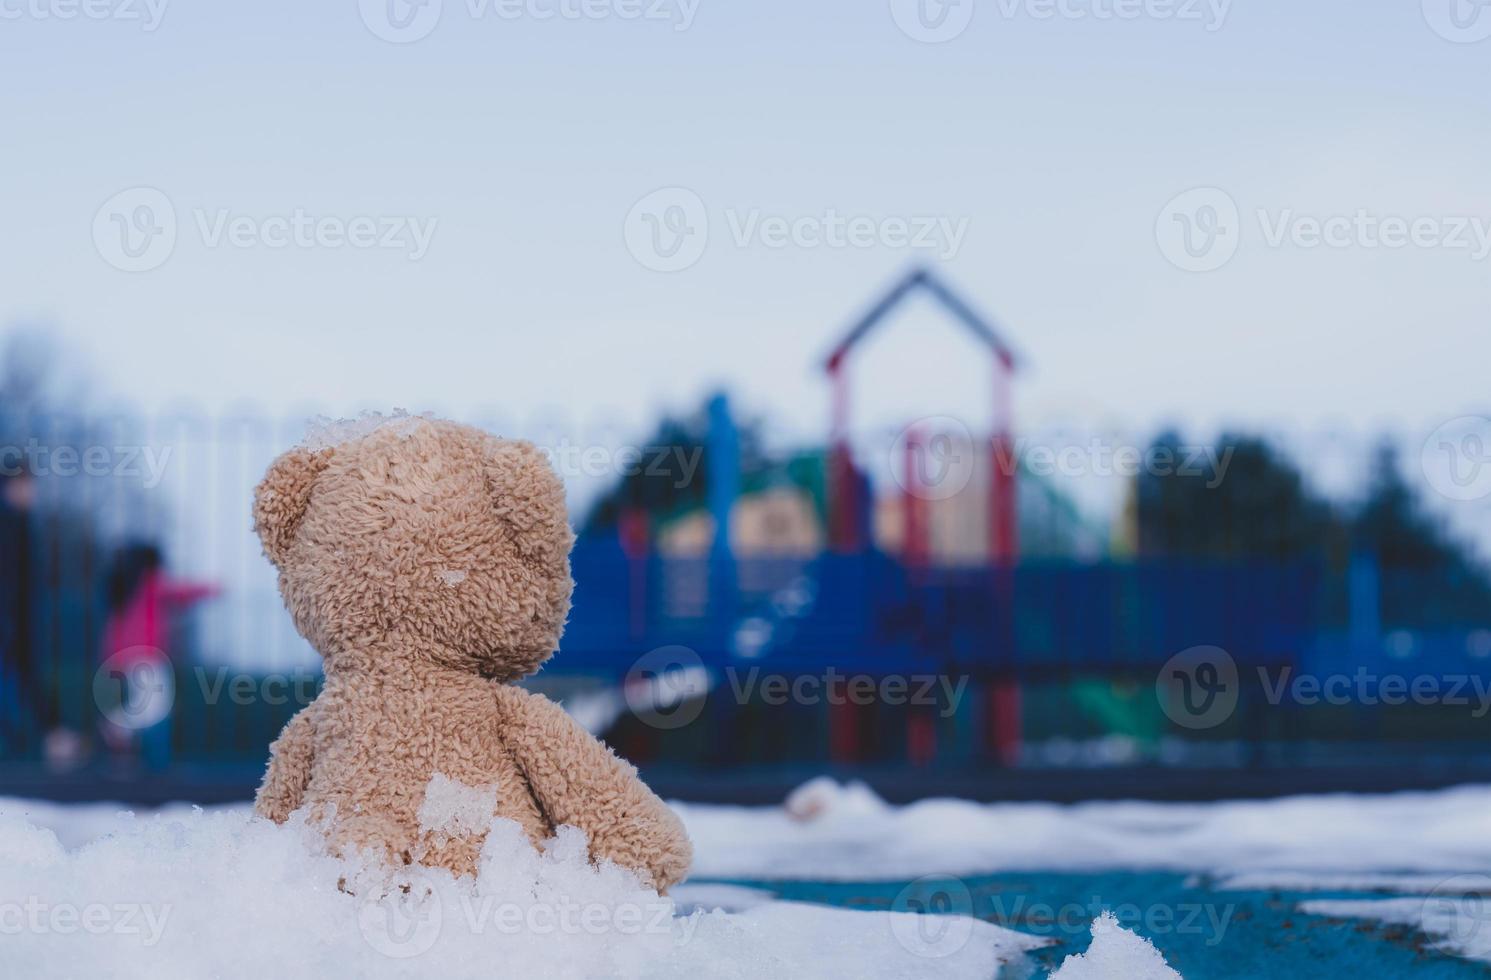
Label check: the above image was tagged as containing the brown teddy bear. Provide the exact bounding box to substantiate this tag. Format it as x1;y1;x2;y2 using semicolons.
250;415;692;891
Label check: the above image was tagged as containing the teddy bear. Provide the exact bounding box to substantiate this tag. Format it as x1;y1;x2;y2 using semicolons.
250;414;692;891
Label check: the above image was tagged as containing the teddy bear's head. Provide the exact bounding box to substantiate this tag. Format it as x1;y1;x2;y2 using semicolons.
252;415;573;681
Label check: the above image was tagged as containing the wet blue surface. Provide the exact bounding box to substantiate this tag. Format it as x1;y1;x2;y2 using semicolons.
718;872;1489;978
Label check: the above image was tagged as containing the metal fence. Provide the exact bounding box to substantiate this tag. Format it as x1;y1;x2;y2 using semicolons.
3;411;1491;777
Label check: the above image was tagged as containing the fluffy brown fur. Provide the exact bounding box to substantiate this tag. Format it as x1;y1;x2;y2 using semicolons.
251;417;691;891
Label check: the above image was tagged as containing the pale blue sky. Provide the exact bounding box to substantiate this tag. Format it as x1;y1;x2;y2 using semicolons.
2;0;1489;449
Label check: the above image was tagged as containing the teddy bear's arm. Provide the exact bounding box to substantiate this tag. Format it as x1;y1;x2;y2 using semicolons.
495;685;692;891
254;704;320;823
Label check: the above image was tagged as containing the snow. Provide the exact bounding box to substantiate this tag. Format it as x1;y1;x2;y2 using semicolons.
0;796;1043;980
1301;873;1491;966
0;796;207;850
298;409;434;451
677;778;1491;973
676;780;1491;881
1048;912;1183;980
417;772;499;836
12;779;1491;976
1300;894;1491;964
783;776;888;823
670;883;778;915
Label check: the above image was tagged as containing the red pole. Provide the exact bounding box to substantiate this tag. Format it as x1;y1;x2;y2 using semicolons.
990;349;1018;561
619;507;650;641
902;426;929;567
827;357;861;554
826;355;861;763
902;425;936;765
989;350;1021;766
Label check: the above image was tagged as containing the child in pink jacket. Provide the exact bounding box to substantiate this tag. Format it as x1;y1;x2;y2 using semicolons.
99;544;218;762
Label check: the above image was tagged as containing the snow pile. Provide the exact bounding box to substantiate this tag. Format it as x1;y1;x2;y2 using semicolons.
0;796;207;849
299;409;434;451
1048;912;1183;980
1301;873;1491;966
20;780;1491;974
783;777;888;823
0;798;1042;980
677;780;1491;881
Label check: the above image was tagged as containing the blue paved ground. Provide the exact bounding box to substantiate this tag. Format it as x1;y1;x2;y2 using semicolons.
720;872;1489;978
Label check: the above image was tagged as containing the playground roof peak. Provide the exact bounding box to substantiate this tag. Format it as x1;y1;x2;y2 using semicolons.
822;266;1020;374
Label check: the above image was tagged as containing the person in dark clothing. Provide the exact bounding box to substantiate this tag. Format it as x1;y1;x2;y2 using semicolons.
0;470;48;750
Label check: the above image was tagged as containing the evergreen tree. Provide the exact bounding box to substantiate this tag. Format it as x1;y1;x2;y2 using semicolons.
1137;431;1340;561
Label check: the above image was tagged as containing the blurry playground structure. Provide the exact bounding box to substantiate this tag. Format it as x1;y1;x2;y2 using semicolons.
3;267;1491;796
563;270;1312;771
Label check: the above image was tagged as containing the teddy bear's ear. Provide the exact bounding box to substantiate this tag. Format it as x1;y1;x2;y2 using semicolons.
253;446;333;568
485;439;574;562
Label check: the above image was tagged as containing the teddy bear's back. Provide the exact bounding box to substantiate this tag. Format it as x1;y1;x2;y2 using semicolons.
300;673;552;875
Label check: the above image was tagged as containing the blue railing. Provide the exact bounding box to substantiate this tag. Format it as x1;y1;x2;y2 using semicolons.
7;543;1491;775
556;544;1321;676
